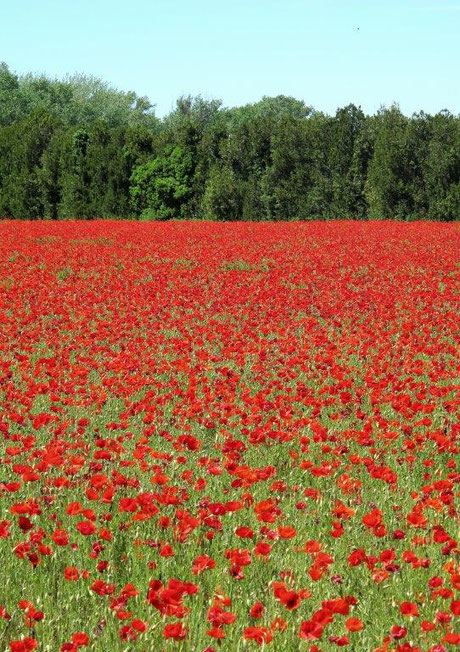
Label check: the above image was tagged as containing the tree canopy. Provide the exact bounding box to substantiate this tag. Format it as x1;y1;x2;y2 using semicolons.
0;63;458;221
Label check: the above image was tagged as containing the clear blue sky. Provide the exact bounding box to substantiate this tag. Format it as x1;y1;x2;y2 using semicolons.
1;0;459;117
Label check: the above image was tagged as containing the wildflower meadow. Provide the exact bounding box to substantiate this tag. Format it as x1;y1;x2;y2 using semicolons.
0;221;458;652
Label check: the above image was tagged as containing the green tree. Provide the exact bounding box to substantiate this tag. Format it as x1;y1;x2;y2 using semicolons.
365;105;413;219
328;105;367;218
130;145;193;220
0;62;23;127
424;111;460;221
202;165;243;220
59;128;93;219
0;108;59;219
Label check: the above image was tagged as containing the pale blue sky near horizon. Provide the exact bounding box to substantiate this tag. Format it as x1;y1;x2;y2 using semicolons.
1;0;459;117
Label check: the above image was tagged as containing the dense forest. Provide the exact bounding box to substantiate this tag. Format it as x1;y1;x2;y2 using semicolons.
0;62;459;221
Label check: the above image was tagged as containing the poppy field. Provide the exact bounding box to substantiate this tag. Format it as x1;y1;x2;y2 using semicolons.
0;220;459;652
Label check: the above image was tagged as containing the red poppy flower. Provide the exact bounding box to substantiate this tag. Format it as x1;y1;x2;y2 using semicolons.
243;627;273;645
250;602;265;619
76;521;96;536
163;622;187;640
400;602;419;617
346;617;363;632
71;632;89;647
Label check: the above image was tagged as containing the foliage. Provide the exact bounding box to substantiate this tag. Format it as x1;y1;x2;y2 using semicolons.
202;165;242;220
130;145;193;220
0;62;459;221
0;63;158;129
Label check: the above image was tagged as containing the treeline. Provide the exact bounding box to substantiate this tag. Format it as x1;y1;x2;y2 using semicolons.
0;63;459;221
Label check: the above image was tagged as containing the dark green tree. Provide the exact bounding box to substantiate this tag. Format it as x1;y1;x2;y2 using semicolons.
130;145;193;220
365;105;413;219
424;111;460;221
